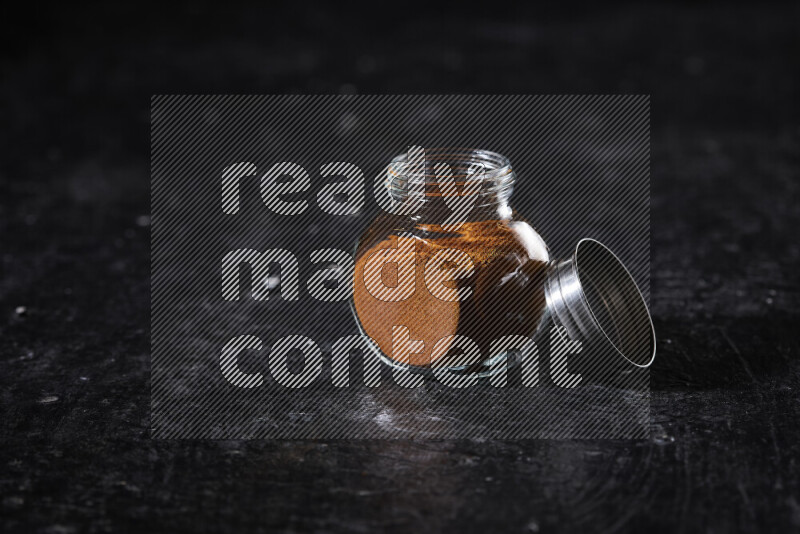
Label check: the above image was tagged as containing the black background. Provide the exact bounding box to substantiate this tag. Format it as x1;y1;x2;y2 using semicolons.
1;1;798;532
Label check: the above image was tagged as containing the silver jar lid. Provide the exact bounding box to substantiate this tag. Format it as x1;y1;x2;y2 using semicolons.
544;239;656;368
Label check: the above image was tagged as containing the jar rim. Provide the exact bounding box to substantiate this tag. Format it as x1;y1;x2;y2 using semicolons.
386;148;515;201
388;147;512;179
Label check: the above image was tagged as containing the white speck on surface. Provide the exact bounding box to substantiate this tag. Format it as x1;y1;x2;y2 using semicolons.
264;275;281;291
653;434;675;446
374;410;395;429
38;396;59;404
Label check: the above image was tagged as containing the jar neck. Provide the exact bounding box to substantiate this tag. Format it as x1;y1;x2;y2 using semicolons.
387;148;515;223
408;197;514;225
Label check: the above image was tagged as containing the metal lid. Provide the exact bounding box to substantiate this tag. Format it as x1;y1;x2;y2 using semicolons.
544;239;656;368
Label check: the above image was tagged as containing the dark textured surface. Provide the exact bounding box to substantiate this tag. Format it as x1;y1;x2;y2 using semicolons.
1;3;799;532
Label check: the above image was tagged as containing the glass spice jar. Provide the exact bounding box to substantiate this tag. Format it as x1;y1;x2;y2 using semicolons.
351;148;655;376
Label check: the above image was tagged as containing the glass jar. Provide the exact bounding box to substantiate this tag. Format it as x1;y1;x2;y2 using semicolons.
351;148;655;376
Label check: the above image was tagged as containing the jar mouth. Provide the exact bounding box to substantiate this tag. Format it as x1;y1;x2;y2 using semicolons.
387;148;515;201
